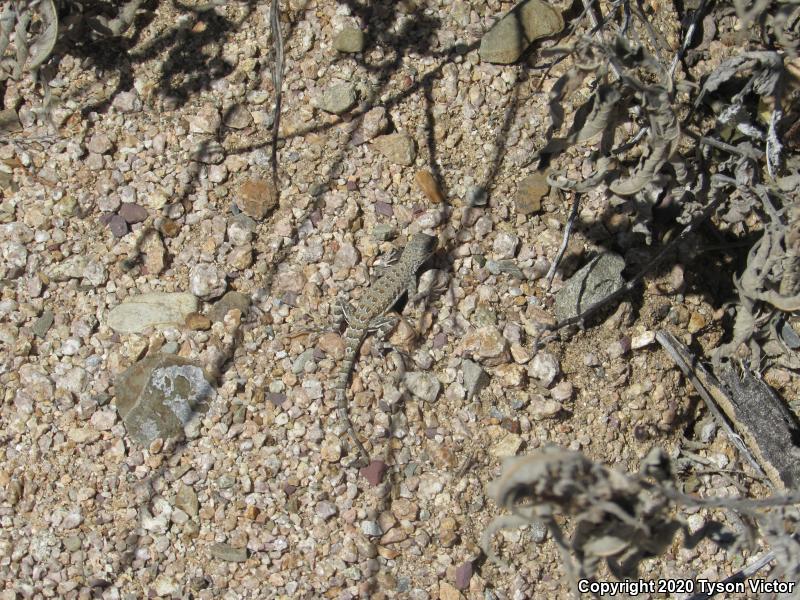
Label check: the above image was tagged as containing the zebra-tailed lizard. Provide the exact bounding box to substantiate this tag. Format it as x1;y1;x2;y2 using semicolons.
334;233;438;466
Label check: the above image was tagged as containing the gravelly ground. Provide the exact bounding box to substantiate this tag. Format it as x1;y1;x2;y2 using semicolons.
0;1;795;599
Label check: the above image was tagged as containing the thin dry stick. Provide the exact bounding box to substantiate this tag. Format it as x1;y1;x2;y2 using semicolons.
668;0;709;80
545;192;580;292
581;0;622;78
698;135;765;160
655;330;766;479
270;0;284;183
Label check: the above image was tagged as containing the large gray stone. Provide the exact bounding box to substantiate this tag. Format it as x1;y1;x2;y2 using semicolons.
115;354;215;446
554;252;625;321
479;0;564;65
108;292;199;334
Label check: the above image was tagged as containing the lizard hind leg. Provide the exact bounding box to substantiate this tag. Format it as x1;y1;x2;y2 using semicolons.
367;314;400;358
332;296;355;331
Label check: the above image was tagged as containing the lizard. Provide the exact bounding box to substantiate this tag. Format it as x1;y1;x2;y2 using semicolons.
333;232;438;466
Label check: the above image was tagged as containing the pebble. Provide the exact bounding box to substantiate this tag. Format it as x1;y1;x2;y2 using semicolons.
209;542;248;563
185;312;212;330
631;330;656;349
353;107;388;144
112;90;142;113
415;170;444;203
190;264;227;300
403;372;441;403
490;432;522;457
320;437;342;462
439;582;463;600
209;290;250;322
61;510;83;530
237;177;277;220
228;213;257;245
515;172;548;214
63;536;82;552
493;232;520;259
465;186;488;206
193;140;225;164
607;336;631;359
454;561;473;590
373;133;416;166
333;243;360;270
118;202;148;224
688;312;707;334
529;394;562;419
47;255;87;281
316;501;337;520
316;82;357;114
334;27;365;53
224;104;253;129
109;214;128;237
86;132;113;154
32;310;54;337
479;0;564;64
462;359;489;400
108;292;199;334
529;352;560;386
461;326;509;365
550;380;573;402
0;108;21;133
361;520;383;537
360;460;388;486
142;233;166;274
373;223;395;241
175;483;199;518
188;106;221;134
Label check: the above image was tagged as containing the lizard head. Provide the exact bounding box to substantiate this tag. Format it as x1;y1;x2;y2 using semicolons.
407;233;438;264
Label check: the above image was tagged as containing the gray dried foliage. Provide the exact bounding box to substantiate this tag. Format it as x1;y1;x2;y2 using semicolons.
536;17;800;370
695;50;787;177
0;0;57;79
482;446;800;599
0;0;144;84
537;36;685;198
716;200;800;369
732;0;800;57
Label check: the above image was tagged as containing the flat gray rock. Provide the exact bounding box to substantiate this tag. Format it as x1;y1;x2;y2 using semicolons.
479;0;564;65
115;354;215;446
554;252;626;321
316;82;357;115
108;292;198;334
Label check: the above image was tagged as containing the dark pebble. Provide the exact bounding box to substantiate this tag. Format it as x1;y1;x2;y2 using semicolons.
374;201;393;217
433;332;447;349
455;561;473;590
267;392;287;406
109;214;128;237
360;459;388;486
119;202;148;223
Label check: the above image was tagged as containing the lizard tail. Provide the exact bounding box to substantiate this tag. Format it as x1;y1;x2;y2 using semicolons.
336;386;370;466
